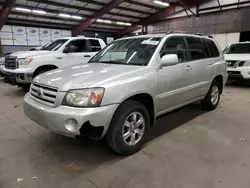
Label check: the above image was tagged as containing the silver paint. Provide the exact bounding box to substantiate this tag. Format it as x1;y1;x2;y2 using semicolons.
24;34;228;138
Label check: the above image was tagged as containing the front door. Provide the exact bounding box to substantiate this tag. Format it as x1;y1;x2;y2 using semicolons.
61;39;93;67
157;36;194;113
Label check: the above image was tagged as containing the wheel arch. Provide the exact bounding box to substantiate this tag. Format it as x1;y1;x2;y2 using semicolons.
121;93;156;127
33;64;58;78
213;75;223;94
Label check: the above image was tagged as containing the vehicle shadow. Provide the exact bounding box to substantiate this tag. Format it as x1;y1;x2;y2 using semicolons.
3;87;27;98
37;102;205;174
39;133;122;173
226;80;250;87
147;102;205;142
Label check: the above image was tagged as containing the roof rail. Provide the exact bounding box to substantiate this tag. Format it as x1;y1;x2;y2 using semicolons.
165;30;214;39
139;31;214;39
166;30;195;35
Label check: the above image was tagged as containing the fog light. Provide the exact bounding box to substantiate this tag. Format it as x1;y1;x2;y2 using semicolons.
65;118;79;132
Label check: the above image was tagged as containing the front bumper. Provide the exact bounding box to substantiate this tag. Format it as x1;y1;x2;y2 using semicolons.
0;66;3;76
2;67;34;84
23;93;118;138
227;67;250;80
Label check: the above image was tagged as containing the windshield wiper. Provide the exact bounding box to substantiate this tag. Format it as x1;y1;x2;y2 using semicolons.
127;63;145;66
89;61;145;66
89;61;122;64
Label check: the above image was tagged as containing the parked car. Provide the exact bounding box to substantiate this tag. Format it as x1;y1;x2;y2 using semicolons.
224;42;250;81
24;33;227;155
2;37;106;88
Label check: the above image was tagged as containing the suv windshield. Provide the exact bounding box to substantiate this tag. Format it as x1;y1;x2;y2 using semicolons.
90;37;162;66
40;39;68;51
224;43;250;54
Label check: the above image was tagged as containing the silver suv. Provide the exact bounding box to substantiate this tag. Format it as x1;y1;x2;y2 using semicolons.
24;33;228;155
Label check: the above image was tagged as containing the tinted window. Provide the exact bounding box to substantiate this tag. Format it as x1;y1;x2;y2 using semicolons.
186;37;207;60
205;39;220;57
89;39;101;52
66;39;88;53
202;39;211;57
161;37;187;63
223;43;250;54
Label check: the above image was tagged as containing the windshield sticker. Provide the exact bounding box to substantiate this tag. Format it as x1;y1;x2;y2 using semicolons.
141;40;159;45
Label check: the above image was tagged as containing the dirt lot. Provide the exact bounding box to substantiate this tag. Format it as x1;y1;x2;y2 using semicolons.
0;78;250;188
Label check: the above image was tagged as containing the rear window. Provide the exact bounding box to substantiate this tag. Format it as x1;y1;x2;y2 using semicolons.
186;37;207;60
205;39;220;57
89;39;101;52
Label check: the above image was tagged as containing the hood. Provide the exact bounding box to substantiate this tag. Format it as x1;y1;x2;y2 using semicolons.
224;54;250;61
33;63;145;91
10;50;52;58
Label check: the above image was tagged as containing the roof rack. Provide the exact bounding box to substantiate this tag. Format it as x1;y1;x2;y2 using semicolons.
152;30;214;39
167;30;213;38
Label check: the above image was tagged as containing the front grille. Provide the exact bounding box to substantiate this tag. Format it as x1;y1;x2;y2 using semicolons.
30;82;58;107
226;61;237;67
5;56;18;69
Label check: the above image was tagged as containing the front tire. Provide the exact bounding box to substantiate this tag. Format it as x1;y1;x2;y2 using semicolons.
106;100;150;155
201;80;221;110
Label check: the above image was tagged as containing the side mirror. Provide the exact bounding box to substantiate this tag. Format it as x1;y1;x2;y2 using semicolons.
63;45;77;53
160;54;178;68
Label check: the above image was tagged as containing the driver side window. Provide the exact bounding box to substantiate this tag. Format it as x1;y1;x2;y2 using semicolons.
64;39;88;53
160;37;188;63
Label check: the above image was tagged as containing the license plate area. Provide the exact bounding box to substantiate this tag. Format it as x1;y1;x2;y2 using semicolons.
4;74;17;85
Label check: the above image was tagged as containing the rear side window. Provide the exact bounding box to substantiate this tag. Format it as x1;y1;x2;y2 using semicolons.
186;37;207;60
89;39;101;52
205;39;220;57
160;37;188;63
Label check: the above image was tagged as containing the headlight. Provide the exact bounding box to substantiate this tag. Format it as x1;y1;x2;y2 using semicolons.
244;61;250;66
0;57;4;65
62;88;105;107
18;58;33;65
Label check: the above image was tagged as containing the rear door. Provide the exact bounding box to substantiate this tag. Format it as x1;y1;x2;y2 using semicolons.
185;37;215;98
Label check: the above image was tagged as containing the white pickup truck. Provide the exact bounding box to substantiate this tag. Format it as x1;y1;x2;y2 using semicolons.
2;37;106;87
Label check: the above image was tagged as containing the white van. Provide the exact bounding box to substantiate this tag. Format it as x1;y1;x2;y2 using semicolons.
2;37;106;87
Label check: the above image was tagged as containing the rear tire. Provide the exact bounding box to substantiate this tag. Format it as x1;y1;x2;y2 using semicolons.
201;80;221;110
106;100;150;155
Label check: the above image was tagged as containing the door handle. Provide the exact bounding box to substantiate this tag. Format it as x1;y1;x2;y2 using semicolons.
208;62;213;65
186;65;192;71
84;55;91;57
57;57;62;60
